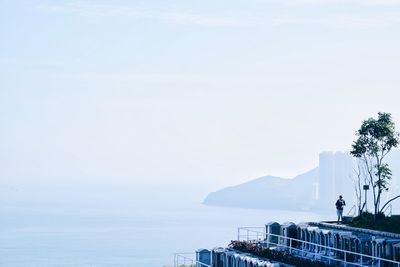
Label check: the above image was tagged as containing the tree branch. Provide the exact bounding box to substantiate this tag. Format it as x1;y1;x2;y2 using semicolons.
380;194;400;213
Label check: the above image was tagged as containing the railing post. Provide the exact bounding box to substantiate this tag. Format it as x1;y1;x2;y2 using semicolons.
289;238;292;253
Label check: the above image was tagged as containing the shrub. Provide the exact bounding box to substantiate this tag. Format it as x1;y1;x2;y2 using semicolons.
229;240;330;267
349;212;400;234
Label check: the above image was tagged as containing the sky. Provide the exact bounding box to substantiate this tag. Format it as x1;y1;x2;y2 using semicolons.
1;0;400;193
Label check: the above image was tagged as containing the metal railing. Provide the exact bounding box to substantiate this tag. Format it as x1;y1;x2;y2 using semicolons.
173;253;212;267
237;227;400;267
347;205;357;217
237;226;266;242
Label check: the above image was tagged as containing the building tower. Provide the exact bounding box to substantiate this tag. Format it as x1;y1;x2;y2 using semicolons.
318;151;354;209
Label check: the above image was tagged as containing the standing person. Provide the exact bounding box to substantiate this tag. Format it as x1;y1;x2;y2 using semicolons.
335;195;346;224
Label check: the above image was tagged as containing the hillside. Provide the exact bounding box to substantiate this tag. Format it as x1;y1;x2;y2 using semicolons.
203;168;319;210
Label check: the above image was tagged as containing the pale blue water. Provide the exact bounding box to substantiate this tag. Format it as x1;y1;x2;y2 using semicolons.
0;185;327;266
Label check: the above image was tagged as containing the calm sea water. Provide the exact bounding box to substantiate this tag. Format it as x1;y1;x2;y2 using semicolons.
0;185;329;267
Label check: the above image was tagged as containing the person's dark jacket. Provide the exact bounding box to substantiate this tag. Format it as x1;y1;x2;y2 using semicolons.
335;199;346;210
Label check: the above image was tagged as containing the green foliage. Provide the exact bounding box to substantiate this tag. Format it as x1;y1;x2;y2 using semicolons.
230;240;330;267
349;212;400;234
350;112;399;215
375;163;392;193
351;112;399;158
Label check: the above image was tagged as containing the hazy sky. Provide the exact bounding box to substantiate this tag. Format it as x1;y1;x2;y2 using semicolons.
1;0;400;190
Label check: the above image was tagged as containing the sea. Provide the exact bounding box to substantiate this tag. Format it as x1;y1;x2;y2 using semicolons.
0;184;330;267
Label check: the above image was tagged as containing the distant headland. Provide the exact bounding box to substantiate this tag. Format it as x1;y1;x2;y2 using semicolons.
203;150;400;212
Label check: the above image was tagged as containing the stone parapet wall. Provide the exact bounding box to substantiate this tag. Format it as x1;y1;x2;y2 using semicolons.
195;221;400;267
310;221;400;239
266;221;400;264
197;248;288;267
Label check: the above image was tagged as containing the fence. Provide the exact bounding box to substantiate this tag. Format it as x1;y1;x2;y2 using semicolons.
237;227;400;267
174;253;212;267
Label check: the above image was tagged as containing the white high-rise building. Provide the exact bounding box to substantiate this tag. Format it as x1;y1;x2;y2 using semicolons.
318;151;354;208
318;149;400;213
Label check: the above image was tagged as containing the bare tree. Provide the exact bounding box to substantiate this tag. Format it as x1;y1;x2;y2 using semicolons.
352;159;370;215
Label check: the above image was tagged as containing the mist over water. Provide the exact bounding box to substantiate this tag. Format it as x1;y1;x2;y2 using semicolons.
2;0;400;266
0;182;327;267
